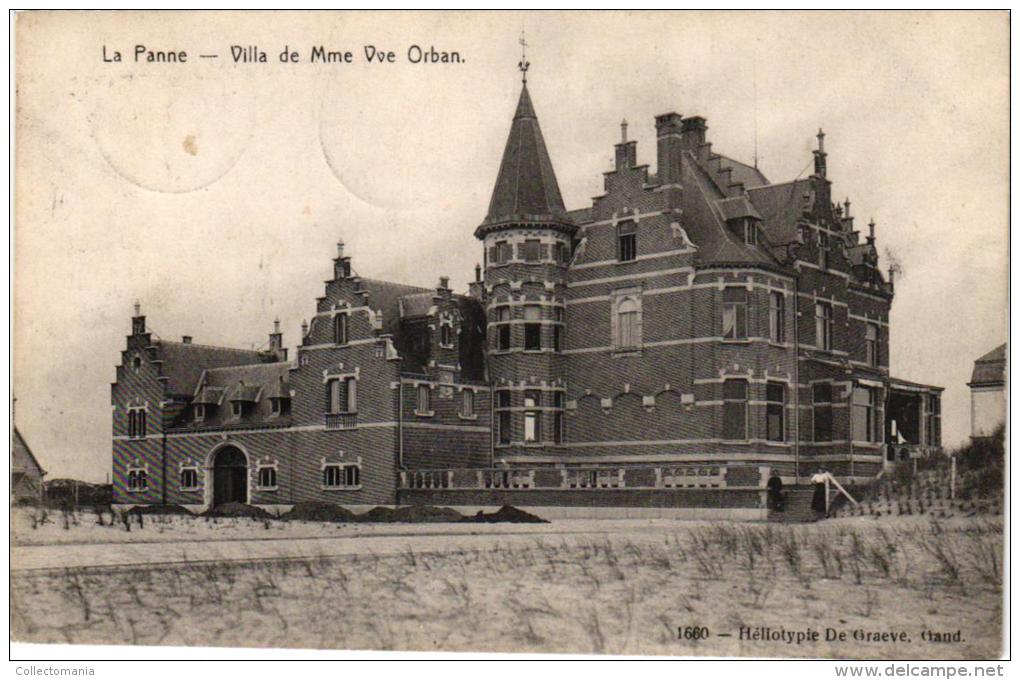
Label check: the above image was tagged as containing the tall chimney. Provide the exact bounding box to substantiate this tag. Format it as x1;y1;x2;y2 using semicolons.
182;336;192;344
475;263;482;282
655;112;683;185
868;219;876;244
438;275;450;291
813;128;827;177
680;116;707;151
131;300;146;336
269;317;285;360
334;239;351;279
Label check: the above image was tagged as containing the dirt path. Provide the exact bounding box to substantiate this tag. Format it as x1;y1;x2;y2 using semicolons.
11;523;678;572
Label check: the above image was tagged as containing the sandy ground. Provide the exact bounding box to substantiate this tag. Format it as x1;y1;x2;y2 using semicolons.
8;510;1003;659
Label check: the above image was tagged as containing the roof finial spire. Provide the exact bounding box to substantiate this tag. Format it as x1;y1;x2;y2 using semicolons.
518;30;530;83
621;118;628;144
816;128;826;153
133;299;141;317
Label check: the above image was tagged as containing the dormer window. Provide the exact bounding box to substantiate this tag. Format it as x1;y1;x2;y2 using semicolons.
743;219;759;246
194;403;206;422
231;401;245;418
270;397;291;416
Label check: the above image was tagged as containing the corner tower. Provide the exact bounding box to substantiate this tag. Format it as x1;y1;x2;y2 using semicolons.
475;70;575;461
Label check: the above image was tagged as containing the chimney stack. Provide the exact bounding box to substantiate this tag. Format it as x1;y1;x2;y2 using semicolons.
269;317;285;360
475;263;482;282
813;128;827;178
868;219;876;244
334;239;351;279
680;116;707;151
655;112;683;185
131;300;146;336
438;275;450;291
300;319;309;337
182;336;192;344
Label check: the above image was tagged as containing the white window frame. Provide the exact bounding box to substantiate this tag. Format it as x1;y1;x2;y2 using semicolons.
415;383;433;417
126;465;149;493
180;465;200;491
321;460;362;490
256;462;279;491
127;406;148;439
611;289;643;352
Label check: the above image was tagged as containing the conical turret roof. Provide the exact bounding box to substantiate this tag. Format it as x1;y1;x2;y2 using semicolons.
476;83;574;237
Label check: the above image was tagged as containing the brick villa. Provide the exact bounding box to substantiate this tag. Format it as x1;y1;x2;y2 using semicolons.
111;71;943;518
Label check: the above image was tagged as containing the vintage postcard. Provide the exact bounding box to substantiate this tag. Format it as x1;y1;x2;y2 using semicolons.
10;10;1008;661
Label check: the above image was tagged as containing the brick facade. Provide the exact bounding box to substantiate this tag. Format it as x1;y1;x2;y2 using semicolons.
111;77;942;513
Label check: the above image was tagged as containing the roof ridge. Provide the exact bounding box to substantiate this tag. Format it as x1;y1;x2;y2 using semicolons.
203;361;292;372
160;339;263;353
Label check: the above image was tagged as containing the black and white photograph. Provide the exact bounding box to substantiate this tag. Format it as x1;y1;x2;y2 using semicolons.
8;10;1009;663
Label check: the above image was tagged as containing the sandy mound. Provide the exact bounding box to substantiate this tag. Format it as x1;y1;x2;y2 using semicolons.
282;502;358;523
202;502;273;519
130;504;194;516
461;505;548;524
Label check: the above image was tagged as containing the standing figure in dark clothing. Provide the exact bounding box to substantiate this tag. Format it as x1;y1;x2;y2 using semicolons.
767;470;785;511
810;468;829;517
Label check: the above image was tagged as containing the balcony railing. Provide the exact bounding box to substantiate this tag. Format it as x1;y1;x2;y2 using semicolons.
324;411;358;430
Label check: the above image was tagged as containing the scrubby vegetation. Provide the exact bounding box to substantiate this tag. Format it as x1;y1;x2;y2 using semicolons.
10;518;1001;657
836;426;1004;519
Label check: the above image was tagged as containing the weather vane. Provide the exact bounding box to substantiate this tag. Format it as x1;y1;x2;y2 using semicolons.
518;30;530;83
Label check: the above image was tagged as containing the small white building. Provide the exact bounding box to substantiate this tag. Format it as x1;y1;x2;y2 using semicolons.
969;343;1006;439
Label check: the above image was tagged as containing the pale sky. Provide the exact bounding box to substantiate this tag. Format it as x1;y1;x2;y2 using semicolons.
14;11;1008;482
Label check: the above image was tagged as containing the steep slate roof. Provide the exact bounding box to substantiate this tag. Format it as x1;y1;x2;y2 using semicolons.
683;155;780;269
199;362;292;398
11;427;45;477
716;196;763;221
155;341;266;398
479;83;571;231
719;156;770;189
358;278;431;335
746;179;815;246
970;343;1007;386
399;292;436;319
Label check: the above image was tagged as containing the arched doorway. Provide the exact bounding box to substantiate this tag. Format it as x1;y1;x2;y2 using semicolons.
212;446;248;506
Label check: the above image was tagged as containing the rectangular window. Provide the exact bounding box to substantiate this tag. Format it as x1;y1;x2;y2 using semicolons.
524;305;541;351
231;401;243;418
553;392;564;444
618;221;637;261
461;390;474;418
270;397;290;416
744;220;758;245
496;241;511;264
440;322;453;348
722;379;748;440
194;404;205;422
127;468;148;492
523;390;541;443
333;313;348;345
257;466;277;489
180;468;199;490
128;409;147;439
323;463;360;489
866;323;879;367
615;296;641;350
553;307;564;352
852;386;879;442
416;384;431;415
813;383;833;442
524;239;541;262
769;291;785;344
496;306;511;351
818;230;829;269
557;242;571;264
496;390;511;444
766;382;786;442
722;287;748;340
815;301;833;350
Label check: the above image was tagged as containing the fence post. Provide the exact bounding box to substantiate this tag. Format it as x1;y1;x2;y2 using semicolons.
950;455;957;500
